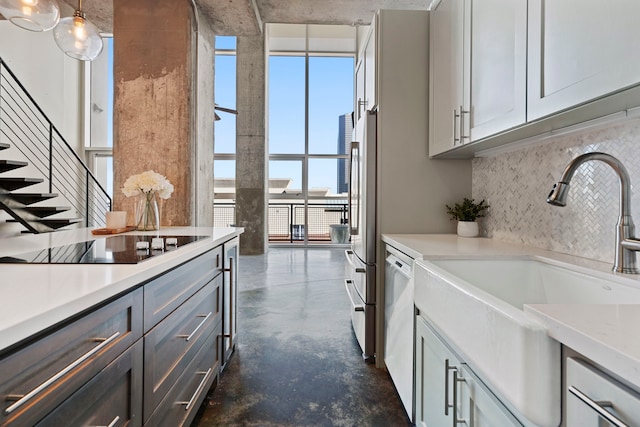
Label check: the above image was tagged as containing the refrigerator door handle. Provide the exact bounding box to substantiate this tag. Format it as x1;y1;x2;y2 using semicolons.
345;250;366;273
349;140;360;236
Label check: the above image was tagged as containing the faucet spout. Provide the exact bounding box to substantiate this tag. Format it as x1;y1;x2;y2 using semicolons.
547;152;640;274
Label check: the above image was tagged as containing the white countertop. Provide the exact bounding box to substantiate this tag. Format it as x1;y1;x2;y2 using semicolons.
0;226;243;352
383;233;640;389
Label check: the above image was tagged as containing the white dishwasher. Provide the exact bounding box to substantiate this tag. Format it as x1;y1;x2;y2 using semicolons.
384;245;414;421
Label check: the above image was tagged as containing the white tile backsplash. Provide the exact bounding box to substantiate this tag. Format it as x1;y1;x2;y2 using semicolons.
472;118;640;263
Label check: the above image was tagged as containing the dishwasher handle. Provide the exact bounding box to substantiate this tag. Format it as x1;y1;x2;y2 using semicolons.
386;254;412;279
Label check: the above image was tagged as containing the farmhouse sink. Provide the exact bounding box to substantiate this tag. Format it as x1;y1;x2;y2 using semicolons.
414;256;640;427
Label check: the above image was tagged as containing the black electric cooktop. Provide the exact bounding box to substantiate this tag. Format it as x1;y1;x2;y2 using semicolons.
0;235;209;264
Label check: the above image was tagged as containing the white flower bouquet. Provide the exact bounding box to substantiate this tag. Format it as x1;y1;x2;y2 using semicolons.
122;170;174;199
122;170;174;230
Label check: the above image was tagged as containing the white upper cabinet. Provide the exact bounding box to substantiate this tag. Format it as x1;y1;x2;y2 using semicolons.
429;0;465;156
429;0;527;156
467;0;527;141
528;0;640;121
354;20;376;129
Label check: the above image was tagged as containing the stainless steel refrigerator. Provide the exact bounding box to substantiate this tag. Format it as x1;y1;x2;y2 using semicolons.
345;109;377;362
343;10;472;366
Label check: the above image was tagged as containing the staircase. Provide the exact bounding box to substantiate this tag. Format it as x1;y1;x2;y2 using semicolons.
0;143;80;232
0;58;111;233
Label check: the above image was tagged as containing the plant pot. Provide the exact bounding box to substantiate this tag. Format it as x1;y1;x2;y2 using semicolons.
457;220;479;238
329;224;350;244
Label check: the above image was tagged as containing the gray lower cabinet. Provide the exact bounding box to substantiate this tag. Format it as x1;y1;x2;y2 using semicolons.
35;339;144;427
145;326;220;427
143;274;222;422
0;242;234;427
415;315;522;427
0;288;143;427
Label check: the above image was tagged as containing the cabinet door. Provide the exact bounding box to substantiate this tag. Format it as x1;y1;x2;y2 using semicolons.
528;0;640;121
429;0;465;156
415;315;462;427
467;0;526;141
458;365;522;427
364;22;376;111
144;275;221;421
35;340;143;427
566;357;640;426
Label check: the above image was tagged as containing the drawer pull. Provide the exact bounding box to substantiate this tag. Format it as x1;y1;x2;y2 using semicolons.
4;331;120;415
92;415;120;427
568;385;629;427
178;312;213;342
177;368;212;411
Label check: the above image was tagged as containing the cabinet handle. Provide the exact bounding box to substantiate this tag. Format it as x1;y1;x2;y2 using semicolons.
452;369;467;426
4;331;120;415
177;368;212;411
568;385;629;427
444;359;456;415
459;105;469;142
92;415;120;427
226;257;235;348
178;312;213;342
452;109;460;145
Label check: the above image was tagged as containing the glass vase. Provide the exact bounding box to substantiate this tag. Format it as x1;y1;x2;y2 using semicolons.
135;192;160;231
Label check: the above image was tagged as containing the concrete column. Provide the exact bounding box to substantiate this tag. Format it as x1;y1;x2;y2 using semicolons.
236;35;267;254
112;0;214;226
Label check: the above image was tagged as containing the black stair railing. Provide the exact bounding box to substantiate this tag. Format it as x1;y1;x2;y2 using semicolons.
0;57;111;229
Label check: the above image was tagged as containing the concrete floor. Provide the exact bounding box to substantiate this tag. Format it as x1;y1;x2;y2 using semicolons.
191;247;411;427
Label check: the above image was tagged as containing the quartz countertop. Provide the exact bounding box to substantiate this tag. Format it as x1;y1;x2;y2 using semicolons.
0;226;243;352
382;233;640;389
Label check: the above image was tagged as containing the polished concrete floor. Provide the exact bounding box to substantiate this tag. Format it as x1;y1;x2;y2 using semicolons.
191;247;410;427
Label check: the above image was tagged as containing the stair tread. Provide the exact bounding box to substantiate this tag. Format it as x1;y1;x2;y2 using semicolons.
0;160;29;173
8;193;59;205
24;206;71;218
26;206;70;211
0;177;44;191
0;160;28;166
0;142;9;150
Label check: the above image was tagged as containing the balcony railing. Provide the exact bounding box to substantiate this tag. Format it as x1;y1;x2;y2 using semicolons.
214;201;349;243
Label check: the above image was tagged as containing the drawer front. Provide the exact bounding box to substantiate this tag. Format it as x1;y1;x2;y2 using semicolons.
35;339;143;427
566;357;640;427
145;326;220;427
0;288;143;426
143;275;221;421
144;246;222;332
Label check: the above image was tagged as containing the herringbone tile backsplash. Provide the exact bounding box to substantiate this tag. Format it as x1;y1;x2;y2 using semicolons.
472;118;640;263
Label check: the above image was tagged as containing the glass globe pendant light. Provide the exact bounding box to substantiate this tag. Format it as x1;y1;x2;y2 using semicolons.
52;0;102;61
0;0;60;31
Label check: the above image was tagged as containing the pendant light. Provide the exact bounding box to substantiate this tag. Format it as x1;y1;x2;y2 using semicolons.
0;0;60;32
52;0;102;61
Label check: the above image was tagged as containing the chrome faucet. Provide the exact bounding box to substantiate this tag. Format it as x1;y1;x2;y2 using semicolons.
547;152;640;274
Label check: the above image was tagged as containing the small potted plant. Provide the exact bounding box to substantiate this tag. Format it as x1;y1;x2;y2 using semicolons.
445;197;489;237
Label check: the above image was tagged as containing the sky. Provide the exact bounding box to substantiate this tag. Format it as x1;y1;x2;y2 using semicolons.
214;36;354;195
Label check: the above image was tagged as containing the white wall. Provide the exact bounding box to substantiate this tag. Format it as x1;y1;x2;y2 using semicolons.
0;21;83;151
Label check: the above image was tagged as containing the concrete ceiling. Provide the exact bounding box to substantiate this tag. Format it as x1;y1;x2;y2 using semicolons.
62;0;429;36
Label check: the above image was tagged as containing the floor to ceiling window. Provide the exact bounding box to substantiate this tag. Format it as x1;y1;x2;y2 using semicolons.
212;36;237;227
87;36;114;198
266;24;356;245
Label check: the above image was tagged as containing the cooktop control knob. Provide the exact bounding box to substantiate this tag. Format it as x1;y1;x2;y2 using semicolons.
151;238;164;250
